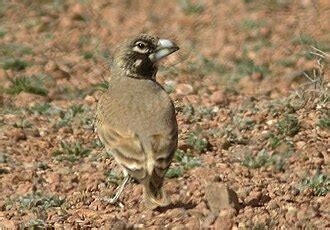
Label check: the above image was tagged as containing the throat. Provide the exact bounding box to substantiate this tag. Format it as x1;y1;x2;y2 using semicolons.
122;64;157;80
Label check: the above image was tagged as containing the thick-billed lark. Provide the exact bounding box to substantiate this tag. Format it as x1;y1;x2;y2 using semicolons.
96;34;179;209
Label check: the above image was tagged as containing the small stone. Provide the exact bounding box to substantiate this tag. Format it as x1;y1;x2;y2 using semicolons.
168;208;186;219
245;191;270;207
267;200;279;210
71;3;85;19
202;212;217;228
291;188;300;196
266;119;277;126
44;60;58;72
205;183;240;214
111;220;127;229
185;216;200;229
0;220;16;229
12;129;27;142
175;84;194;96
24;128;40;137
84;95;96;105
275;142;291;154
14;92;47;108
251;72;263;81
210;91;228;105
296;141;306;150
214;216;234;230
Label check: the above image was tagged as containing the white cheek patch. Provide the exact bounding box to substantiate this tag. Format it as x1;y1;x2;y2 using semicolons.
134;59;142;67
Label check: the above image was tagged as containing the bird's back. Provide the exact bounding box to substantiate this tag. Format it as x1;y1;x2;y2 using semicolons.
96;77;178;182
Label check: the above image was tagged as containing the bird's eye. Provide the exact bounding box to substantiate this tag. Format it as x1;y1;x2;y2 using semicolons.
137;42;146;49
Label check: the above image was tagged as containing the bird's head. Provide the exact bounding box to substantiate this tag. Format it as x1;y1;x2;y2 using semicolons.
113;34;179;80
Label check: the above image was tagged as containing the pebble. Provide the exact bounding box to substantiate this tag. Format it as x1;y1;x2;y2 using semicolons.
12;129;27;142
296;141;306;150
84;95;96;105
210;90;228;105
175;84;194;96
205;182;240;214
185;216;200;229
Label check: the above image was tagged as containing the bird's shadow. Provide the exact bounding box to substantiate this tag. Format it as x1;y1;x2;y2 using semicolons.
154;201;197;213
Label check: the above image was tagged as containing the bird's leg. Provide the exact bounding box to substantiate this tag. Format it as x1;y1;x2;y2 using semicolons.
103;173;130;205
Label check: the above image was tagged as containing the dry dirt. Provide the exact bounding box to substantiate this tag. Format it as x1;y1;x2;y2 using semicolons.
0;0;329;229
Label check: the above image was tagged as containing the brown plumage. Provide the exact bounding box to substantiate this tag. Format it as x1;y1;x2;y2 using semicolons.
96;34;179;208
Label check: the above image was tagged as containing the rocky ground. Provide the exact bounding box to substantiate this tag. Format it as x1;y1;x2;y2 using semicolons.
0;0;329;229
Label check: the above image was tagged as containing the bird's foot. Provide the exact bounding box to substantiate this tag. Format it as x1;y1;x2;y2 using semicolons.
102;196;124;208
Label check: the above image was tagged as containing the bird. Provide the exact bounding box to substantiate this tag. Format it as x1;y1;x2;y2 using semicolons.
96;34;179;209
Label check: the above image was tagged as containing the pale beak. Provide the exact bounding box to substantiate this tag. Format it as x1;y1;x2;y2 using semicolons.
149;39;179;62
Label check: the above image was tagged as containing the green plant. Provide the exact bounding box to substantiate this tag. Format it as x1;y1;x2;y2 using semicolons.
166;167;184;178
30;103;52;115
318;117;330;129
92;81;109;92
21;219;46;229
277;114;300;136
185;55;228;77
53;141;91;162
2;59;29;71
18;192;64;210
242;149;287;171
179;0;204;14
180;104;217;122
317;110;330;129
104;170;122;185
0;27;6;37
30;103;62;116
83;51;93;59
54;104;86;128
174;149;202;169
187;132;210;153
0;43;33;58
13;119;32;129
5;75;49;96
234;56;270;77
267;133;282;149
166;150;201;178
302;171;329;196
239;19;267;31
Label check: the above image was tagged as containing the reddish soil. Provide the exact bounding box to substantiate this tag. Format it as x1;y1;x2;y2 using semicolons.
0;0;329;228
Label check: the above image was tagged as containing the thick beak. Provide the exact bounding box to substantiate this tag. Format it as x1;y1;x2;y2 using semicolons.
149;39;179;62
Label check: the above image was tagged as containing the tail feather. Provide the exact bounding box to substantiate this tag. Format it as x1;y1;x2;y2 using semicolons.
143;172;170;209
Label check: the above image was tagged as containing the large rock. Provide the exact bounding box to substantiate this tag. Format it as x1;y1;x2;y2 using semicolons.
205;183;240;214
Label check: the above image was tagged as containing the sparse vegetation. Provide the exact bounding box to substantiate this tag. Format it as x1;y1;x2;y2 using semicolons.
2;59;29;71
166;167;184;178
166;150;201;178
302;171;329;196
104;170;122;186
4;192;64;214
242;149;288;172
187;131;210;153
234;54;270;77
179;0;204;14
54;104;86;129
180;104;217;122
13;119;32;129
5;75;49;96
277;114;300;137
52;141;91;162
